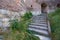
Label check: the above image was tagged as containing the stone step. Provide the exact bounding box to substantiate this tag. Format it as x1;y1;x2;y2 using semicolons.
28;28;49;35
37;15;46;17
34;14;47;17
29;25;48;30
33;16;46;18
32;20;46;22
31;22;47;24
30;23;47;26
29;25;48;27
28;30;49;37
32;16;46;17
29;27;48;31
32;21;46;23
32;20;46;23
32;19;46;21
30;23;47;25
39;14;46;15
35;16;46;18
35;34;51;40
32;17;47;19
32;15;47;18
32;18;47;20
32;21;47;23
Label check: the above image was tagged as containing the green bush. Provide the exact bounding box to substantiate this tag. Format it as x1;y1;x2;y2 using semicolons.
48;8;60;40
49;8;60;17
4;11;40;40
22;11;33;20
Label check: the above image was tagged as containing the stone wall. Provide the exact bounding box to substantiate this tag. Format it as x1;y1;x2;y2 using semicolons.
0;0;26;12
0;9;27;31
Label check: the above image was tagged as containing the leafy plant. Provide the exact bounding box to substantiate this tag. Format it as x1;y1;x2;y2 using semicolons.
4;11;40;40
48;8;60;40
22;11;33;20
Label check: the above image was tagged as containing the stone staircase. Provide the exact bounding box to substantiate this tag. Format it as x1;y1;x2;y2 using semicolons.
28;13;51;40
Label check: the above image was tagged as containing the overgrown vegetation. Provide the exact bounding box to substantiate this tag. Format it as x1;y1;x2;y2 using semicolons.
22;11;33;20
48;8;60;40
4;11;40;40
